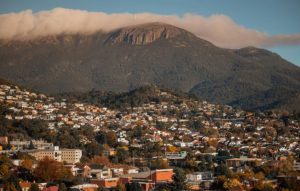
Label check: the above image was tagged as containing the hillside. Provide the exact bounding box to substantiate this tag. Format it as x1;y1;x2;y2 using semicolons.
55;85;197;110
0;22;300;111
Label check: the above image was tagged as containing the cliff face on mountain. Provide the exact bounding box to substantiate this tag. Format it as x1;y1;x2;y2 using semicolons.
0;22;300;111
108;23;185;45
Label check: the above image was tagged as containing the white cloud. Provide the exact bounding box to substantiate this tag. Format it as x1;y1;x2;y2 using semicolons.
0;8;299;48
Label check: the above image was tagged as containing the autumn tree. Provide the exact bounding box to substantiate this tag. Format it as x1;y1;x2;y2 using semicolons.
0;154;12;177
33;157;73;182
90;155;111;166
251;182;276;191
21;159;33;170
278;155;294;175
0;162;11;177
239;169;254;181
151;159;170;170
223;178;243;190
166;145;177;153
106;131;117;146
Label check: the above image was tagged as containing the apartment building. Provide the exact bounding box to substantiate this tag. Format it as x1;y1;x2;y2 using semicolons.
28;146;82;164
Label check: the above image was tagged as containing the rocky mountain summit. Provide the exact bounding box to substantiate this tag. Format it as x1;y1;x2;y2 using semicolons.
107;22;188;45
0;23;300;112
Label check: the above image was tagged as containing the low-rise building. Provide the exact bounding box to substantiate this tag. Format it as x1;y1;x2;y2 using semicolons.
226;157;262;169
186;171;213;182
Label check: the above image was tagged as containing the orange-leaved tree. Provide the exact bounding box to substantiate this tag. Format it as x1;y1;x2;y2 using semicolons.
33;157;73;182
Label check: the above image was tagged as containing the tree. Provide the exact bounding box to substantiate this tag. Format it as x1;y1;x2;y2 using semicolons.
106;131;117;146
29;183;40;191
0;162;11;177
116;148;129;163
4;176;21;191
85;142;103;158
28;140;35;150
278;155;294;175
223;178;242;190
166;145;177;153
4;182;18;191
254;172;265;180
125;182;142;191
58;183;68;191
151;159;170;169
211;175;227;190
16;167;34;181
21;159;33;170
171;168;187;191
239;169;254;181
251;183;276;191
33;157;73;182
95;133;107;144
116;182;126;191
133;126;143;138
90;156;111;166
0;154;12;177
6;141;12;150
214;164;233;178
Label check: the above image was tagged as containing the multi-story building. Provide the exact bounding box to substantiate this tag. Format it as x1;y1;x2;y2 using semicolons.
28;146;82;164
61;149;82;164
10;139;53;150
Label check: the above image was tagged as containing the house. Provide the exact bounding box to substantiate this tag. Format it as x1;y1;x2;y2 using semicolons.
89;164;112;179
127;166;139;174
226;157;262;170
111;167;124;176
121;169;173;191
294;161;300;171
166;151;187;160
90;178;119;189
0;136;8;145
78;165;91;177
186;171;213;182
122;169;173;183
186;171;214;190
64;164;81;176
70;183;98;191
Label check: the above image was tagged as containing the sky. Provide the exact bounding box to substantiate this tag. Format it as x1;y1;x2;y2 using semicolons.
0;0;299;66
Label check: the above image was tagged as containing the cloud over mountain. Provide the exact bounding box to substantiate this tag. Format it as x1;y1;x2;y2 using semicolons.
0;7;300;48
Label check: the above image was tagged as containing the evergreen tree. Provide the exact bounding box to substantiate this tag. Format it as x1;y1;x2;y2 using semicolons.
125;182;142;191
29;183;40;191
171;168;187;191
28;140;35;150
5;176;21;191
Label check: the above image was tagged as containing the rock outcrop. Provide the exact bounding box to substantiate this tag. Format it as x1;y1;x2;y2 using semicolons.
107;22;185;45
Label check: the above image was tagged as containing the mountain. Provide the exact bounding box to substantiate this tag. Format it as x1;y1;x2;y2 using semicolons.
0;22;300;111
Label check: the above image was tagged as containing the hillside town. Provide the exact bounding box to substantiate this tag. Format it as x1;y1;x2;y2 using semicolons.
0;83;300;191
